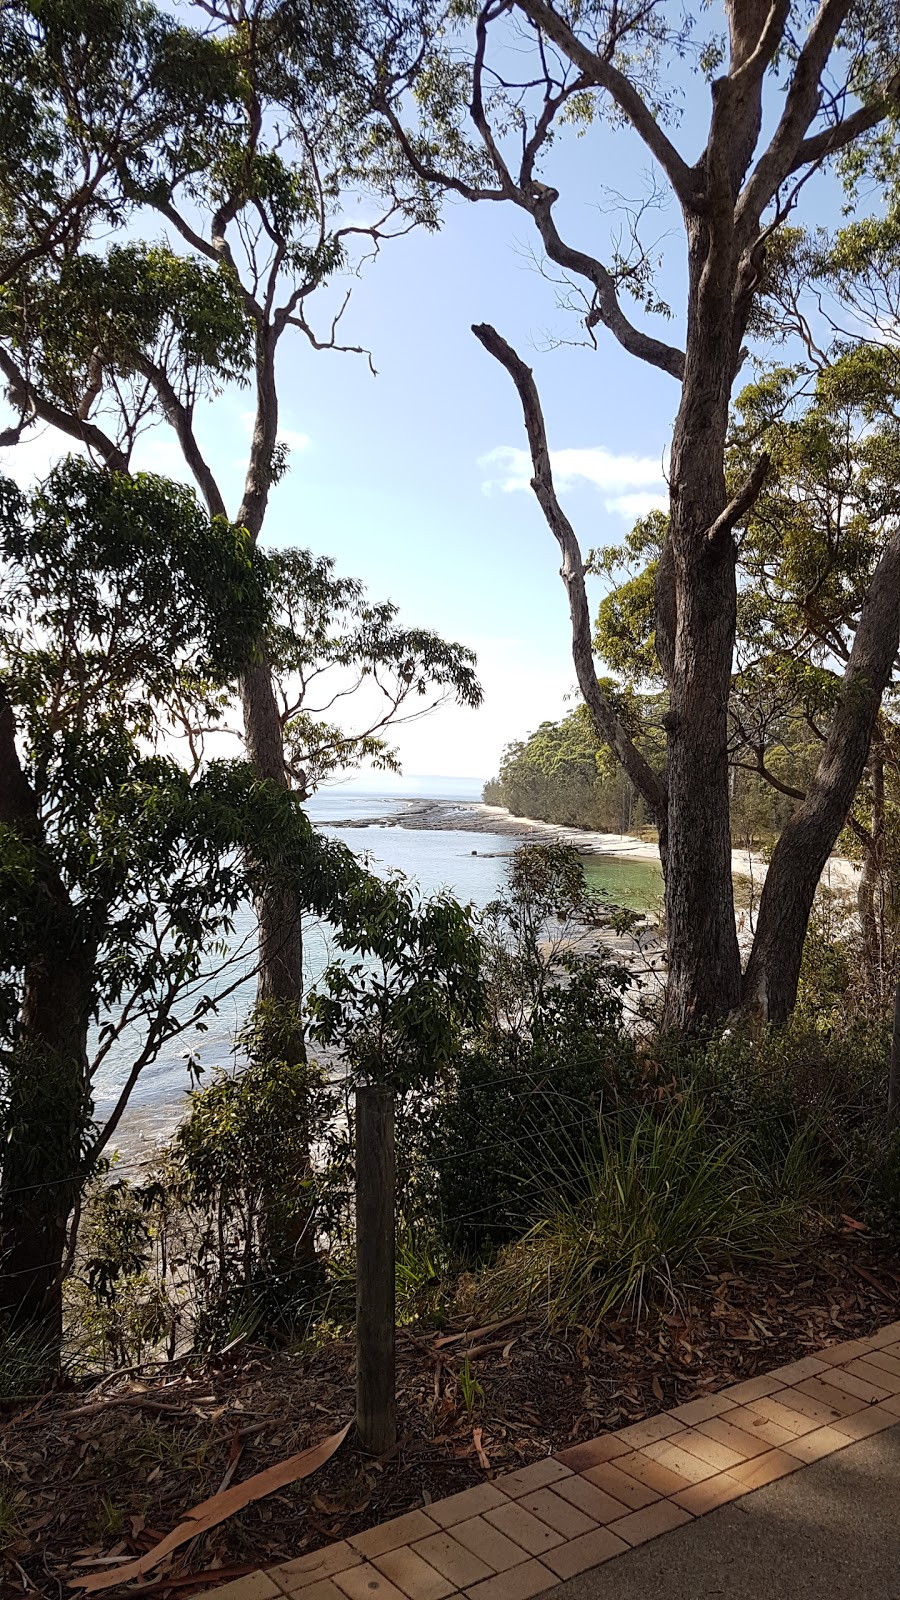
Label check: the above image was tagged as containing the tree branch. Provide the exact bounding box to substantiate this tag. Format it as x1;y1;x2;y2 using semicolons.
133;354;227;519
472;320;667;830
789;80;900;172
530;191;686;379
514;0;697;208
707;452;770;544
0;348;127;470
736;0;865;236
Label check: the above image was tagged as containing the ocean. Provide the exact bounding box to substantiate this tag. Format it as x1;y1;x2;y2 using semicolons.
93;791;663;1155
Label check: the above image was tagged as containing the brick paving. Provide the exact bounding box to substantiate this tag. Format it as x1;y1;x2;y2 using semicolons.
201;1320;900;1600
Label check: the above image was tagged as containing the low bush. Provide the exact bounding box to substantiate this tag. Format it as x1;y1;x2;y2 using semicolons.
478;1094;825;1327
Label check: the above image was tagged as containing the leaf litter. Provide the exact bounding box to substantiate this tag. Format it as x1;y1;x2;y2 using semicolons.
1;1233;898;1600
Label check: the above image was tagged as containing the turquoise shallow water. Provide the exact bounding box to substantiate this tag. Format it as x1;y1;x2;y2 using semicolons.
582;854;664;915
93;793;662;1135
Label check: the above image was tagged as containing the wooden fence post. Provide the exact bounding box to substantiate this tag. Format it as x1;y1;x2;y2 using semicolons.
355;1085;396;1454
888;983;900;1132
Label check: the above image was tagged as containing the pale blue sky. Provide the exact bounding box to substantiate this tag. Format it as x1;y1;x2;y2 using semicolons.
3;35;853;786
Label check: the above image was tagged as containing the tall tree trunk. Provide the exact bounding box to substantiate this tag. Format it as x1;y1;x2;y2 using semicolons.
0;694;93;1340
662;220;743;1029
240;655;304;1006
0;944;94;1338
236;327;305;1013
743;532;900;1024
858;748;886;999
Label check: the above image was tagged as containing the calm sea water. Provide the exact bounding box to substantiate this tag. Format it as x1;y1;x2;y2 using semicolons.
93;793;663;1147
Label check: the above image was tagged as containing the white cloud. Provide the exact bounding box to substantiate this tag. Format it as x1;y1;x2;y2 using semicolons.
479;443;667;517
604;490;669;518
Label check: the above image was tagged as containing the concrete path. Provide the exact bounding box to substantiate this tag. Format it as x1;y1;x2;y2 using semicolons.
549;1422;900;1599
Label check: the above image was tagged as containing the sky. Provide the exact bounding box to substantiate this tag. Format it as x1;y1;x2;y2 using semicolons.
0;15;855;789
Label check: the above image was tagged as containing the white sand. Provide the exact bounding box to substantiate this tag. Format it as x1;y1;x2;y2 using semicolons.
474;804;860;894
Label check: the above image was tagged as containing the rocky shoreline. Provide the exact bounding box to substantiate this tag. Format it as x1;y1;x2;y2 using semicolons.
325;798;861;892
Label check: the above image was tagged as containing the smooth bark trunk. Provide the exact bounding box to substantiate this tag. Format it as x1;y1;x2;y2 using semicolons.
857;750;885;997
235;326;305;1013
743;532;900;1024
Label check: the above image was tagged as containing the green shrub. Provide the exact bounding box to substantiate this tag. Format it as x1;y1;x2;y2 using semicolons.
478;1095;824;1327
0;1318;55;1398
411;843;634;1259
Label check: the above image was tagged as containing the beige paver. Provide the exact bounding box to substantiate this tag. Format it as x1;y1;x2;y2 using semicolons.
372;1547;456;1600
721;1404;796;1448
782;1425;853;1464
855;1348;900;1380
449;1516;530;1571
831;1404;900;1440
494;1459;570;1498
741;1394;820;1438
275;1546;364;1591
872;1391;900;1418
668;1393;736;1426
607;1499;693;1548
818;1365;891;1404
615;1414;684;1449
794;1375;869;1416
581;1461;661;1510
542;1527;629;1579
671;1473;747;1516
333;1564;408;1600
551;1473;631;1524
773;1356;829;1384
612;1451;692;1496
427;1486;510;1529
692;1413;768;1459
410;1533;494;1589
846;1357;900;1393
727;1449;804;1490
555;1436;630;1471
513;1487;597;1539
670;1427;745;1472
636;1439;719;1485
464;1559;557;1600
775;1385;846;1429
272;1581;347;1600
818;1338;876;1364
722;1374;785;1404
864;1320;900;1347
482;1501;566;1557
350;1514;441;1560
210;1578;282;1600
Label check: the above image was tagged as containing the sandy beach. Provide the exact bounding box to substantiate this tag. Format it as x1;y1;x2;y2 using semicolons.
333;797;860;897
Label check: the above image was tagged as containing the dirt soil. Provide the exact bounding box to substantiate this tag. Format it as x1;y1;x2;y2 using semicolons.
3;1230;899;1600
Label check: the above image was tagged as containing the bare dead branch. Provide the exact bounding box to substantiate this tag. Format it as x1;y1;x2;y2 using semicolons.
472;320;667;830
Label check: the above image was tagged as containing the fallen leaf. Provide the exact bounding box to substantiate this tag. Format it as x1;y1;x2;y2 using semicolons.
70;1422;351;1593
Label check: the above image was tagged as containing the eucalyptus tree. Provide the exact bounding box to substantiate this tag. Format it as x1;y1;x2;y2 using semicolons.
0;458;482;1340
0;0;230;292
375;0;900;1027
0;0;478;1021
0;459;324;1334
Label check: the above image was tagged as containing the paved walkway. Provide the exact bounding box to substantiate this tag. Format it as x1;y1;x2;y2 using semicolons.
205;1320;900;1600
551;1423;900;1598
